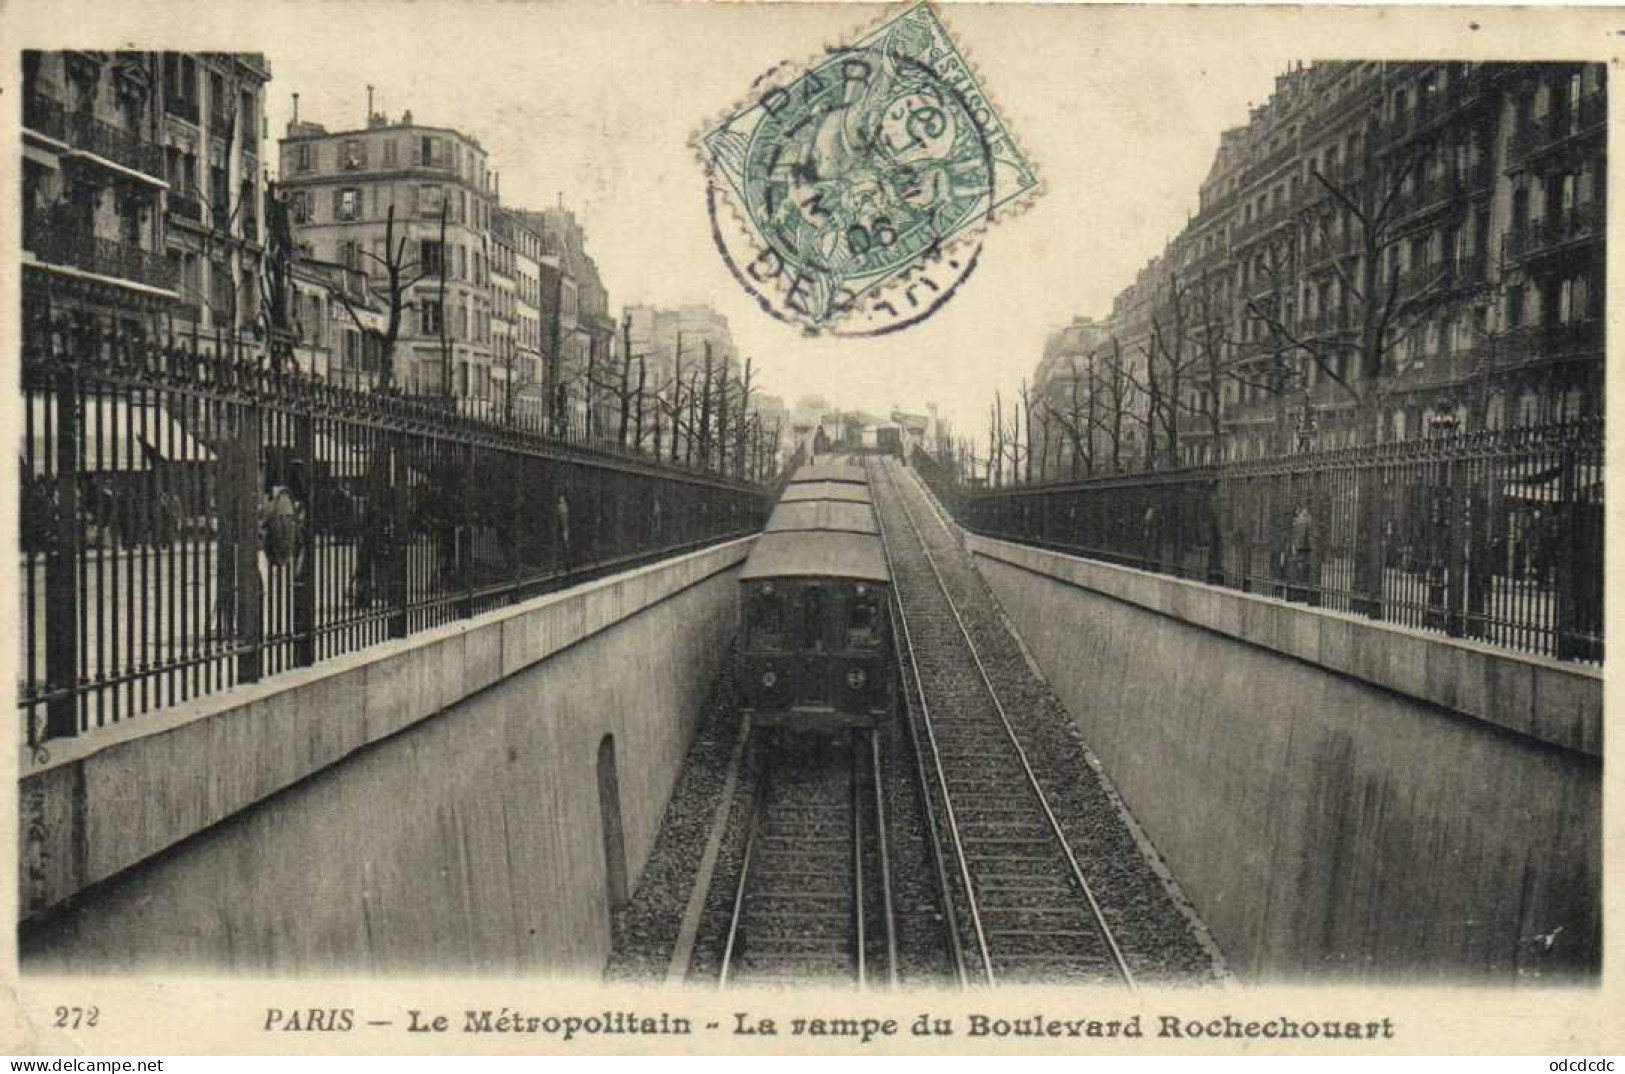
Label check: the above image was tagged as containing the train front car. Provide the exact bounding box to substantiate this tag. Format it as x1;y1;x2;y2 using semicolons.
738;457;894;731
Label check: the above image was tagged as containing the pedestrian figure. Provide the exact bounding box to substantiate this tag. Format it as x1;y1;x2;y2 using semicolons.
1290;504;1316;605
555;492;571;573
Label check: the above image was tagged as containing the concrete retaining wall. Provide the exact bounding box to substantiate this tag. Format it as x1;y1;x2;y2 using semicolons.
968;534;1601;983
20;538;753;975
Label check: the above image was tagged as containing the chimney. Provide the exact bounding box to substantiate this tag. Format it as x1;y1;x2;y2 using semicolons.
292;92;299;125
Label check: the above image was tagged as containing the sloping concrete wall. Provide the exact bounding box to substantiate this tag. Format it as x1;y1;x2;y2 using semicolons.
968;535;1601;984
20;538;752;975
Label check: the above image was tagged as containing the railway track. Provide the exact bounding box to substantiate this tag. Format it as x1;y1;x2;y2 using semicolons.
870;457;1135;988
719;730;896;989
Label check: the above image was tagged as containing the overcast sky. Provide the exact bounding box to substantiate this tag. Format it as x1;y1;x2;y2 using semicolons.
213;3;1349;441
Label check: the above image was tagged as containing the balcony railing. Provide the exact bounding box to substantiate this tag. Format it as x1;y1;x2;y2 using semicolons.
69;111;166;179
164;94;199;125
1492;319;1603;368
1302;307;1351;335
1239;144;1297;189
1510;92;1607;161
23;210;179;291
1505;202;1606;262
23;90;67;141
168;189;203;223
24;91;165;180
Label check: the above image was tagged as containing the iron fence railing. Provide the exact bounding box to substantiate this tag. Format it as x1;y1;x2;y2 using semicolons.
20;310;776;752
919;417;1604;665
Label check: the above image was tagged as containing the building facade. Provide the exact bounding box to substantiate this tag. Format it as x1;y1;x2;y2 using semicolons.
22;50;270;342
1049;61;1605;467
278;108;498;399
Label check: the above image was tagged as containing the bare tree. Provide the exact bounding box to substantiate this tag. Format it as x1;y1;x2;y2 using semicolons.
1043;355;1096;479
1243;124;1452;444
334;202;446;392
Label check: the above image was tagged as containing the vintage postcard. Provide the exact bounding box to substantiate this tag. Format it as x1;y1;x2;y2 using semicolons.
0;0;1617;1059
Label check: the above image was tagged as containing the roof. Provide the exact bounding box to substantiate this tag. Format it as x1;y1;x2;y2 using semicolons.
765;500;879;536
740;531;890;584
781;482;872;504
791;458;868;485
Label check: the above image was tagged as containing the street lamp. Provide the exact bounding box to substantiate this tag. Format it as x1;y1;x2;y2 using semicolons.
1294;389;1319;453
1430;395;1461;437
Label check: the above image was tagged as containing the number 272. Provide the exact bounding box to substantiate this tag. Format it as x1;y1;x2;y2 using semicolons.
54;1007;99;1029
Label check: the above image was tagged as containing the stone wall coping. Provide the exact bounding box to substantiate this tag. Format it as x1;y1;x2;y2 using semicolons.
968;534;1601;758
17;537;754;922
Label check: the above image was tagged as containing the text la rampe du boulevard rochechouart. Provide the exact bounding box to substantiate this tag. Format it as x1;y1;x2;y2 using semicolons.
263;1008;1396;1043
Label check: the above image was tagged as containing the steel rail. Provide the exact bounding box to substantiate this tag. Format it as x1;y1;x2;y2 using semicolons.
717;732;765;990
851;734;868;990
883;458;1138;991
718;731;876;990
869;729;900;990
868;459;994;987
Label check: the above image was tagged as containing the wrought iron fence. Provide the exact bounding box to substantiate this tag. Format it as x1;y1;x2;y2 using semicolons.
920;418;1604;665
20;310;774;750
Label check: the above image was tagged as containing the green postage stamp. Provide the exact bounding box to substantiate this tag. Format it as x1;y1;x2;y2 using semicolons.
698;1;1041;336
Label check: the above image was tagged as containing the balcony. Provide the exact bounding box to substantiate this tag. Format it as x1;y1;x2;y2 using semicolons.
1393;162;1493;220
168;189;203;223
165;94;199;125
24;91;165;181
23;210;179;292
1302;307;1351;336
1239;144;1297;189
23;90;67;141
1492;319;1603;369
1509;92;1607;163
1391;343;1487;392
1232;206;1295;248
1504;202;1606;262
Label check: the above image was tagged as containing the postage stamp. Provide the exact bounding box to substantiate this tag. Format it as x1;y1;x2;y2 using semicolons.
698;1;1041;336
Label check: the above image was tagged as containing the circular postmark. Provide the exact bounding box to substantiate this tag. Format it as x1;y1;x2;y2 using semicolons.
704;32;998;337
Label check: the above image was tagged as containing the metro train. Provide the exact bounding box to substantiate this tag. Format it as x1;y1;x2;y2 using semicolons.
737;455;895;730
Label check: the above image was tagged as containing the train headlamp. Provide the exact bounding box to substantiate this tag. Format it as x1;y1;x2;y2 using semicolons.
845;668;867;689
855;584;868;596
762;670;778;688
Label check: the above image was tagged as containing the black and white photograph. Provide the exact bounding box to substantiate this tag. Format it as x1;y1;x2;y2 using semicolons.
2;0;1615;1059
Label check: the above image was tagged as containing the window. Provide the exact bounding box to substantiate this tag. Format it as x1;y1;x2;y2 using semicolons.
420;239;443;275
340;240;361;270
1507;284;1525;328
383;139;398;166
341;138;367;170
418;184;443;217
846;586;882;650
420;299;443;335
294;143;313;173
333;187;360;221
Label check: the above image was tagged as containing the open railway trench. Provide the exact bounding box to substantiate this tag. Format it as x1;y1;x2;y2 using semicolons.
605;456;1225;988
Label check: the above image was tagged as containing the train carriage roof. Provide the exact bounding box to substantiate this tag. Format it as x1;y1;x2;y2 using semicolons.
780;481;873;504
790;458;870;486
740;531;890;584
764;500;880;536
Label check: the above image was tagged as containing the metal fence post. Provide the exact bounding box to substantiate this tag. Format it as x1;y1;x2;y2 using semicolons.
1554;443;1581;661
235;398;265;685
44;354;80;740
293;407;317;667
